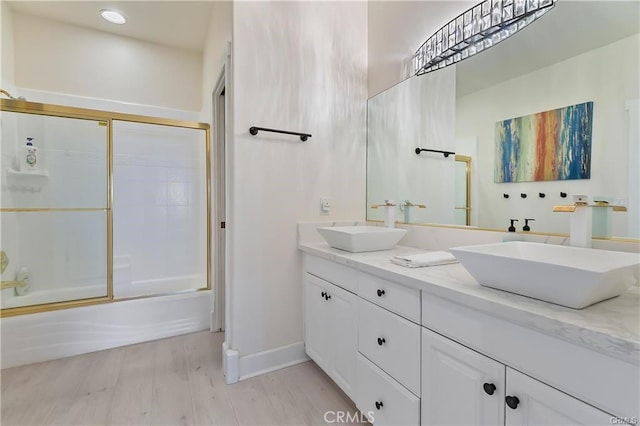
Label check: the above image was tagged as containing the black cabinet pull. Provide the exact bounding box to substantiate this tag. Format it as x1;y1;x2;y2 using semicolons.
375;401;384;410
377;337;386;346
321;291;326;298
505;396;520;410
377;289;385;297
483;383;496;395
325;294;331;300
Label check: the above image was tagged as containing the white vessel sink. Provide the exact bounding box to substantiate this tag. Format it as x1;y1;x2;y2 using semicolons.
450;242;640;309
317;226;407;253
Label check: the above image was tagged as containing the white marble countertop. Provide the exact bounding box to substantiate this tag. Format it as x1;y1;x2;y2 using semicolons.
299;242;640;366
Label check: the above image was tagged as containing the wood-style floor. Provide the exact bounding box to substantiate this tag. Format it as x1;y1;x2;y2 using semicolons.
1;331;360;425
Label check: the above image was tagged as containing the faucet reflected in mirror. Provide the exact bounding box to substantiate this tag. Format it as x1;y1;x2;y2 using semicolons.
400;200;426;223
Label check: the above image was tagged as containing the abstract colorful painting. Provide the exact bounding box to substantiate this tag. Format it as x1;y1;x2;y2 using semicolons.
494;102;593;183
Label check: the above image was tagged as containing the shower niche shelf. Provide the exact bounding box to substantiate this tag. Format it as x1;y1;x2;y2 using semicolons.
6;169;49;191
7;169;49;177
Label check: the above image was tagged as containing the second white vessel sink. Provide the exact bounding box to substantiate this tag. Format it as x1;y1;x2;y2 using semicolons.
450;241;640;309
317;226;407;253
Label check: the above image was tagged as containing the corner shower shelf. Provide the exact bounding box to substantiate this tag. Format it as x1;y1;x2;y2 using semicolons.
7;169;49;178
6;169;49;191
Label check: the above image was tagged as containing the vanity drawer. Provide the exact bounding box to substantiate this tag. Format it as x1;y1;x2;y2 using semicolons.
304;254;357;293
356;353;420;426
358;298;421;396
358;271;420;323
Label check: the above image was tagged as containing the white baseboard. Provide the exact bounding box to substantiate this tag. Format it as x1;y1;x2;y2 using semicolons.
223;341;239;384
1;291;211;369
238;341;309;381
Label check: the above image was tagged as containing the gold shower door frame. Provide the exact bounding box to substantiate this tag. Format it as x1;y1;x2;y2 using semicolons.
0;99;211;317
455;154;472;226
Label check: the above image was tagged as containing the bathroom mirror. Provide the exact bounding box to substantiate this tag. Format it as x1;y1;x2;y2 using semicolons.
367;1;640;239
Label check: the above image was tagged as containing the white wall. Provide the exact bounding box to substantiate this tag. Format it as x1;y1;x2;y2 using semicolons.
200;1;233;122
456;34;640;236
12;12;202;111
367;1;474;96
0;2;15;91
229;1;367;375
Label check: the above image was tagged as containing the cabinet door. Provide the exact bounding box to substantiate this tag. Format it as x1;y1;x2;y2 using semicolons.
505;368;613;426
422;328;505;426
327;282;358;400
304;274;329;370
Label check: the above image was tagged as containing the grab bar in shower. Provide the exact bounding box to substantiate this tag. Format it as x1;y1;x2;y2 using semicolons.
249;126;312;142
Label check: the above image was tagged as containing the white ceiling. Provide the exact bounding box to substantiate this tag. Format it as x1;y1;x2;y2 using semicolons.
6;1;215;52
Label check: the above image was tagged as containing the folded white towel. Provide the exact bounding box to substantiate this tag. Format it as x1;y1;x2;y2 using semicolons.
391;251;459;268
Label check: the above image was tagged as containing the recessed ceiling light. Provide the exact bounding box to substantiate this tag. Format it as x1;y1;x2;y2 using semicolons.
100;9;126;25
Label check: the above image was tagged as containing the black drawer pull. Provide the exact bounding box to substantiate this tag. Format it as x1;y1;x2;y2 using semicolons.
377;337;386;346
325;293;331;300
321;291;326;298
483;383;496;395
505;396;520;410
377;289;385;297
375;401;383;410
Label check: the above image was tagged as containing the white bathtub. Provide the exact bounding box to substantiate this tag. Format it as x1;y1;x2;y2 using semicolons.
1;290;212;368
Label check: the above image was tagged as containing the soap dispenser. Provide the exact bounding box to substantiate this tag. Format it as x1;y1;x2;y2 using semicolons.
21;138;38;171
508;219;519;232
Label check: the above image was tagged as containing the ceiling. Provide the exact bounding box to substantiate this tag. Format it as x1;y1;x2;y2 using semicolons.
6;1;215;52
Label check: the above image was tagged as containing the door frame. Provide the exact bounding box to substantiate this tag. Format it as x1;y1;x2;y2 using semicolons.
212;65;226;332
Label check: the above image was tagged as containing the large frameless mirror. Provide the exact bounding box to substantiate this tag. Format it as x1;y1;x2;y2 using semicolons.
367;1;640;239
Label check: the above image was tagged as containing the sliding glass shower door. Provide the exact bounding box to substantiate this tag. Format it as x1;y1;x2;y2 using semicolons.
0;111;109;309
112;121;208;299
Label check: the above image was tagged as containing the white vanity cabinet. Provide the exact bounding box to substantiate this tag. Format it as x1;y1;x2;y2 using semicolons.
301;249;638;426
303;272;358;399
421;327;614;426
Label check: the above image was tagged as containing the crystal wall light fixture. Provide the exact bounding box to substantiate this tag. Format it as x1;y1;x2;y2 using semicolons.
414;0;557;76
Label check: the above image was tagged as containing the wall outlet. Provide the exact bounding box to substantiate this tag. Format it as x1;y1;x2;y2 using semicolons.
320;197;331;215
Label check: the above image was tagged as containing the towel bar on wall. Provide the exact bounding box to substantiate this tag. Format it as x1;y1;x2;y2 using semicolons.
414;147;455;158
249;126;312;142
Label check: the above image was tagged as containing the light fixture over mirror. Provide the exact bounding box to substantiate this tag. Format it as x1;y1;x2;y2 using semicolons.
414;0;557;75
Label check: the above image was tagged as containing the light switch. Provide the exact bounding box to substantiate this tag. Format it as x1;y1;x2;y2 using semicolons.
320;197;331;215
